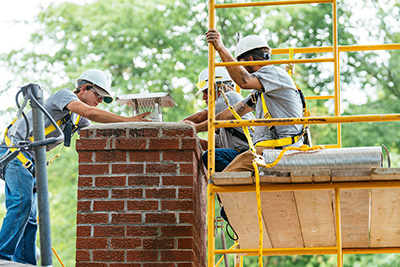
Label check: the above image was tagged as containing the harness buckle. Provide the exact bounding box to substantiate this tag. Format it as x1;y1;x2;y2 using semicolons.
23;160;32;169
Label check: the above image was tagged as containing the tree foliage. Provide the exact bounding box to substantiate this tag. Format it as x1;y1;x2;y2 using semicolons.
1;0;400;266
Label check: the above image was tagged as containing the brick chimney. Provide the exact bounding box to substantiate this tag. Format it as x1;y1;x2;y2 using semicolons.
75;122;207;267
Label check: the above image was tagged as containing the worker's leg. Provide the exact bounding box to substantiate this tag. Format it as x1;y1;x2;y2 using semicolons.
0;153;37;265
202;148;240;172
222;147;267;172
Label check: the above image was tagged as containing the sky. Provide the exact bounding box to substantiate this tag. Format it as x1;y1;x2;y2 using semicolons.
0;1;56;121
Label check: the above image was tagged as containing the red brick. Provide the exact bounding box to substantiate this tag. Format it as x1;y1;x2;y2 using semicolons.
110;238;141;249
78;189;109;199
146;188;176;199
178;188;193;199
114;139;146;150
79;164;110;175
112;163;144;174
143;238;175;249
128;176;160;186
161;250;193;261
161;226;192;237
146;163;177;174
145;213;176;224
180;139;196;149
93;250;125;261
177;263;194;267
94;225;125;237
129;151;160;162
78;129;92;138
148;139;179;150
127;200;158;211
179;213;194;224
111;213;142;224
129;128;160;138
75;249;90;261
76;225;92;237
77;201;92;212
112;189;143;199
95;128;127;138
76;139;108;151
78;152;93;163
179;163;194;174
95;151;127;162
178;238;193;249
127;226;159;237
162;200;193;211
163;151;194;162
78;176;94;187
93;200;125;211
77;213;109;224
127;250;158;262
162;128;194;138
76;263;107;267
76;237;108;249
162;176;193;186
143;264;174;267
95;176;126;187
110;264;141;267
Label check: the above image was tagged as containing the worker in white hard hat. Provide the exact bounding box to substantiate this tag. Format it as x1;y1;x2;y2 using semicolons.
0;69;150;265
187;29;304;173
181;67;255;172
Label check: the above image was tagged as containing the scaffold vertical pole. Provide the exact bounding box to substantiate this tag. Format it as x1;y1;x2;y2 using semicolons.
30;84;53;267
208;0;217;265
332;0;342;148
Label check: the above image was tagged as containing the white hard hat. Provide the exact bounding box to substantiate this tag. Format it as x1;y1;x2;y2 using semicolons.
235;35;271;60
195;67;232;96
77;69;113;103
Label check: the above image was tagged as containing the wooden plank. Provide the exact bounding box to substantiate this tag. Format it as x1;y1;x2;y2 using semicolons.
295;190;336;247
218;192;273;249
213;171;253;185
260;191;304;248
332;169;371;182
370;188;400;247
257;170;291;184
340;189;370;248
371;168;400;181
291;169;331;183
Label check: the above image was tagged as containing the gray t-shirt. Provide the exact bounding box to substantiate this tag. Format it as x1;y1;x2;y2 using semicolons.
207;90;255;149
7;88;91;156
243;65;303;146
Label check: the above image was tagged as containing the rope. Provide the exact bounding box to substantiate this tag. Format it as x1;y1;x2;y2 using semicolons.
257;144;325;169
252;159;263;267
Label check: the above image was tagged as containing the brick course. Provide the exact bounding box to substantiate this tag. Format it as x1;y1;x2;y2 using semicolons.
76;123;206;266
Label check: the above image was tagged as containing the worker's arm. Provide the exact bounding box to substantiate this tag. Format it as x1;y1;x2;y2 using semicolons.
180;110;208;123
184;101;253;133
206;28;263;90
66;100;150;123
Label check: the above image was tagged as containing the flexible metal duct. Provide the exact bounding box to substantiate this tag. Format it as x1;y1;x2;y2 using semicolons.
261;146;383;171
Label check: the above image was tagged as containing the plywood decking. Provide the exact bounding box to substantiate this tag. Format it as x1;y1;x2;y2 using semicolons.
214;168;400;250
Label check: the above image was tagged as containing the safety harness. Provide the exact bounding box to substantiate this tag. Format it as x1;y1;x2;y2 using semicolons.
3;112;81;177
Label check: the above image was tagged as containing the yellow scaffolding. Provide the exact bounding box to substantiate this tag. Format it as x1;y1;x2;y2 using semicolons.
206;0;400;266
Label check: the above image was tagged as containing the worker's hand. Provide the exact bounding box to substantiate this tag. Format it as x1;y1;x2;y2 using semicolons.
206;29;224;52
181;120;199;133
130;112;151;122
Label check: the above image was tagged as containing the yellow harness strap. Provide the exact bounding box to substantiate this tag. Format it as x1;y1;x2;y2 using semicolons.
4;112;81;169
219;90;256;154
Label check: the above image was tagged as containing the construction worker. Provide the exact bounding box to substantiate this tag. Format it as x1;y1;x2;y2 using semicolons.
190;29;304;172
181;67;255;172
0;69;150;265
